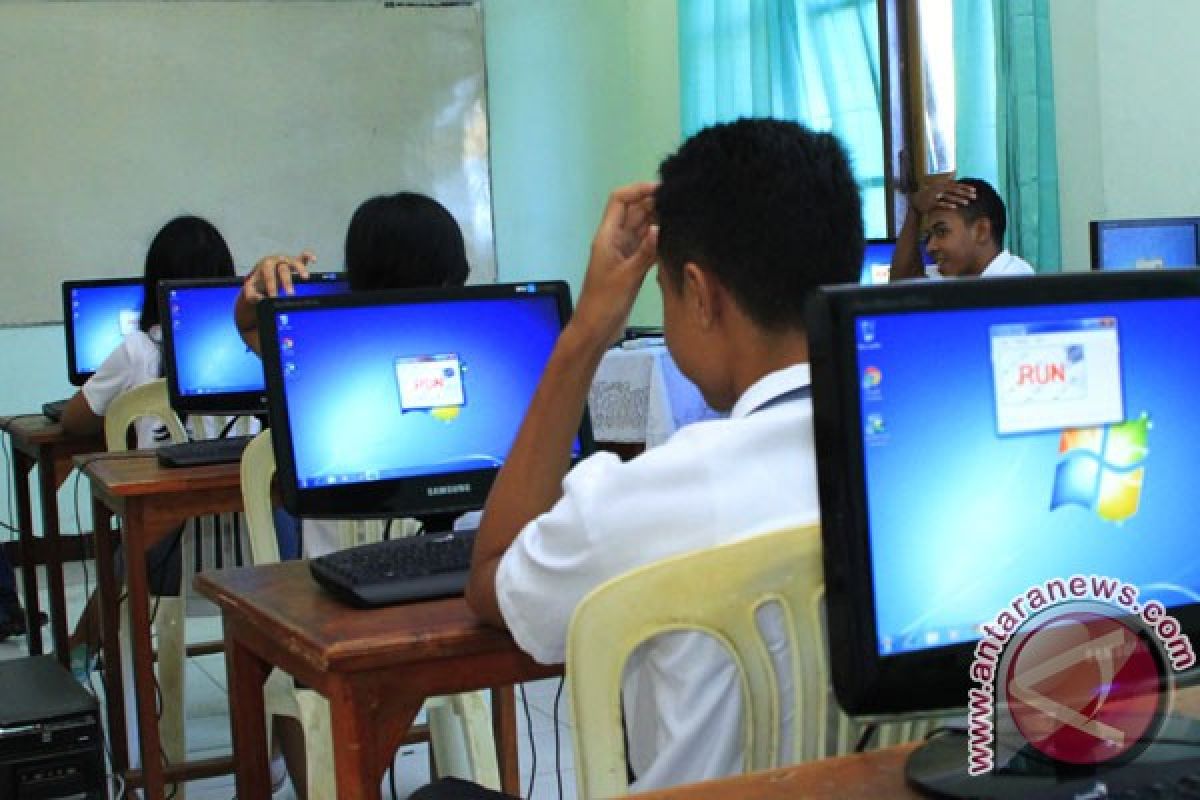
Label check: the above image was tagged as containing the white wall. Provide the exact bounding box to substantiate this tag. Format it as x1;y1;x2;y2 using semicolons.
0;0;682;531
1051;0;1200;270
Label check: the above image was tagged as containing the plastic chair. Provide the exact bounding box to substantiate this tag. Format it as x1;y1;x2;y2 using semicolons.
103;378;191;796
566;524;939;798
239;430;501;797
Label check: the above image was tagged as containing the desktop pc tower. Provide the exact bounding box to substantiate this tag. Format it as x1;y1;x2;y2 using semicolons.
0;656;106;799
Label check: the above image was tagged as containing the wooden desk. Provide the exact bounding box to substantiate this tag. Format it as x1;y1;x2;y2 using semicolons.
196;559;559;800
629;744;921;798
0;414;104;663
79;453;243;799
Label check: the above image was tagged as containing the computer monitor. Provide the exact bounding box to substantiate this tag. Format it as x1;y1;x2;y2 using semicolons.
258;281;594;521
159;273;348;414
61;277;145;385
860;238;935;285
1090;217;1200;270
806;271;1200;718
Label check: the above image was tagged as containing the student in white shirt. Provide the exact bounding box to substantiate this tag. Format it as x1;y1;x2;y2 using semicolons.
411;119;865;798
60;216;238;666
231;192;471;800
890;176;1035;280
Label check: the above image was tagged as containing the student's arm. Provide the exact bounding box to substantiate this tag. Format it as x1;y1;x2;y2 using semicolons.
234;251;314;355
890;181;976;281
60;391;103;437
466;182;659;628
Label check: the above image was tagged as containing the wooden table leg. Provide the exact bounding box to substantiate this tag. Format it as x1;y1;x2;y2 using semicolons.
225;629;272;800
124;505;166;800
92;498;128;775
37;450;71;667
12;450;43;656
328;676;425;800
493;685;519;794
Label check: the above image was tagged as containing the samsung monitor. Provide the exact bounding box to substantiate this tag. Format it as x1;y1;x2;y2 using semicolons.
860;238;935;285
258;281;594;522
1090;217;1200;271
61;277;145;385
159;273;348;414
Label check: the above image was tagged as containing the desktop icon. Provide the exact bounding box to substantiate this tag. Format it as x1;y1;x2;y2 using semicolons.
860;320;876;344
1050;413;1149;522
864;413;886;436
862;366;882;390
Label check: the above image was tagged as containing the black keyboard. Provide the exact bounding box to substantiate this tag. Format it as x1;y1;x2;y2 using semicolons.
310;530;476;608
908;722;1200;799
156;435;255;467
42;398;69;422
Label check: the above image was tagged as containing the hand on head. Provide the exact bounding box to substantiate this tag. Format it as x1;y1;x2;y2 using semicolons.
242;251;316;305
910;179;976;216
570;182;659;344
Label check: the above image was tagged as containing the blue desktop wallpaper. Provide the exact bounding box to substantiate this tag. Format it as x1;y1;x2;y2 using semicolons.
860;241;934;285
168;281;346;395
858;298;1200;655
70;283;145;375
275;295;568;486
1098;223;1199;269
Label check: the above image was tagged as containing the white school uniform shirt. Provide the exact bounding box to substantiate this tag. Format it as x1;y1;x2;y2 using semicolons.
496;364;819;791
926;249;1036;279
81;327;171;449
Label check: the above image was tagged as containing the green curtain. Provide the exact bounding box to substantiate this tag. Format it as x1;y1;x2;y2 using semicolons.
994;0;1061;271
678;0;887;238
952;0;998;187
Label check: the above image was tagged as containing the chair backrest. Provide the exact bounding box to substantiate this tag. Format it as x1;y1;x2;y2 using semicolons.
103;378;188;452
567;524;832;798
240;429;282;565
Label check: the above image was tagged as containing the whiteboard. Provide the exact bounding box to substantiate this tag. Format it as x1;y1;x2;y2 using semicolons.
0;0;494;325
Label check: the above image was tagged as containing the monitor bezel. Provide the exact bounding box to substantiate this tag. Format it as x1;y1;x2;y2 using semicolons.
159;273;348;415
806;269;1200;716
61;276;145;386
1089;216;1200;271
258;280;596;520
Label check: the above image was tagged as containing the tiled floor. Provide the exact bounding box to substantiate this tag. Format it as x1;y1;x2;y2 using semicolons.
1;559;578;800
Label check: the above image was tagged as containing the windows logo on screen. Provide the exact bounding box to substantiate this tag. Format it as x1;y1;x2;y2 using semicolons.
1050;413;1150;522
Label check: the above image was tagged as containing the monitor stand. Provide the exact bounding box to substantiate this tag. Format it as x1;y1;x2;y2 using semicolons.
905;714;1200;798
414;512;463;536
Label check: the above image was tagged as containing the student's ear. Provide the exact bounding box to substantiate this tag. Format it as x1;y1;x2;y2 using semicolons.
682;262;722;330
971;217;993;247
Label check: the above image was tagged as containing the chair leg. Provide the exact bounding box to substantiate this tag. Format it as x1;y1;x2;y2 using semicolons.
428;692;500;790
296;691;337;800
155;595;188;800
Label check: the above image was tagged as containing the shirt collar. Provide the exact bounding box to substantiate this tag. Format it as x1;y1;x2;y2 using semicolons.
730;363;812;419
979;249;1013;276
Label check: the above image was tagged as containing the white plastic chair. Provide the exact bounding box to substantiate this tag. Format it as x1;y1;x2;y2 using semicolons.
239;430;501;798
566;524;939;798
103;378;190;797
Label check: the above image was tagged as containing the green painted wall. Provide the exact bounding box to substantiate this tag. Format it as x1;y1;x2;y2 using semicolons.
484;0;679;325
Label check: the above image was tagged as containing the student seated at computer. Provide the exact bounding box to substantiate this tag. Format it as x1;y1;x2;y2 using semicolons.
412;119;863;797
890;176;1034;280
58;216;284;670
232;191;470;800
233;191;470;356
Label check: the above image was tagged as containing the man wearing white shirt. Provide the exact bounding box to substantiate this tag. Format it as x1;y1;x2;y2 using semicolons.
443;119;862;797
890;176;1035;280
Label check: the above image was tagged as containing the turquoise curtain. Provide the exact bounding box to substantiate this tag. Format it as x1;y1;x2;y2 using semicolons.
678;0;888;238
993;0;1061;271
955;0;1061;271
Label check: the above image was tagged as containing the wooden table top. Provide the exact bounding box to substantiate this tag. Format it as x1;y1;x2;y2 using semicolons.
630;744;921;799
1;412;103;449
75;451;241;497
195;559;550;675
